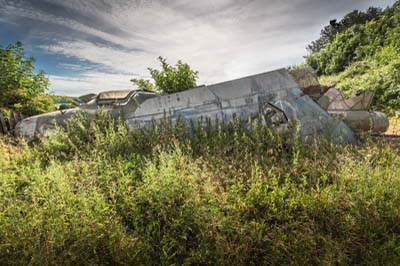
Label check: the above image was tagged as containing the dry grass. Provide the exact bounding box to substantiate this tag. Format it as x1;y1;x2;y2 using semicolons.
1;116;400;265
387;117;400;135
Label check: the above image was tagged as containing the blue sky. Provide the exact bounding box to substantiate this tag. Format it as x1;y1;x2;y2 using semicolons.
0;0;396;96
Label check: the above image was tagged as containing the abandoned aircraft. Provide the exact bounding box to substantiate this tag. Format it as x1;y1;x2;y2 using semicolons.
14;68;389;143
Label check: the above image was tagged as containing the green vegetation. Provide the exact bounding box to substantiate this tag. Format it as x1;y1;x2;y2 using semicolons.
307;7;383;54
0;42;55;116
1;114;399;265
1;2;399;265
306;1;400;113
51;95;80;110
131;56;199;94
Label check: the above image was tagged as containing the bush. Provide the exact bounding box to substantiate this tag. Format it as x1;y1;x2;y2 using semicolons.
0;42;54;115
306;4;400;76
131;56;199;94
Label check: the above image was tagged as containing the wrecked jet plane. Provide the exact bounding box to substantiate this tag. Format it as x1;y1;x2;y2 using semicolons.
15;68;389;143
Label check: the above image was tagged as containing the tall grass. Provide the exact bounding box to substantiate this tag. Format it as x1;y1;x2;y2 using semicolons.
0;113;399;265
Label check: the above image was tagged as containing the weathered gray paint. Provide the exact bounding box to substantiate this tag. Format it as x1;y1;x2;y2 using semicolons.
126;69;356;143
15;68;357;143
329;110;389;133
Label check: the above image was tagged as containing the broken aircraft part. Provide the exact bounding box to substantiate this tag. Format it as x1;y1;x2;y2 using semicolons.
328;110;389;133
290;68;389;134
317;88;374;111
314;88;388;133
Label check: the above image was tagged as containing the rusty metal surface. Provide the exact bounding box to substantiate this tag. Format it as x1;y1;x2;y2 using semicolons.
318;88;374;111
329;110;389;133
289;67;388;135
289;66;320;89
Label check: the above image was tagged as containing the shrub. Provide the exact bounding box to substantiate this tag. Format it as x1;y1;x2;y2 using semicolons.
131;56;199;94
0;114;399;265
0;42;54;115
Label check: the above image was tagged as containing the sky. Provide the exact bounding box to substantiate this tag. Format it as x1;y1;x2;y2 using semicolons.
0;0;396;96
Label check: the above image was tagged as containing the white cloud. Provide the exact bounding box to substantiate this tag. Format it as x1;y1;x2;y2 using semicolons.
1;0;397;95
37;0;313;92
48;72;134;96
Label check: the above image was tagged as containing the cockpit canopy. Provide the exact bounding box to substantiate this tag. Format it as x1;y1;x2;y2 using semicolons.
95;89;158;106
96;90;135;105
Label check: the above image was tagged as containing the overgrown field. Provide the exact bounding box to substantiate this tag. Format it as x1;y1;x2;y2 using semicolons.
1;115;400;265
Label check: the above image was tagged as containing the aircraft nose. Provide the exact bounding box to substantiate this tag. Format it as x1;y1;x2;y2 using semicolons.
14;117;38;138
372;111;389;134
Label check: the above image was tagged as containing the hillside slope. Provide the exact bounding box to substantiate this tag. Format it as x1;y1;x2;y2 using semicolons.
306;1;400;113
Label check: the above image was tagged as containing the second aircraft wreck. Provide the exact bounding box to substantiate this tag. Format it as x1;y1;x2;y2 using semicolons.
15;68;389;144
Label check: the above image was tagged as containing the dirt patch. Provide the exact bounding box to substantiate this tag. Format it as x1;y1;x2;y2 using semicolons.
386;118;400;135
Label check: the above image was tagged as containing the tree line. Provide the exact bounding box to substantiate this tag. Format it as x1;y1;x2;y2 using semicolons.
306;0;400;112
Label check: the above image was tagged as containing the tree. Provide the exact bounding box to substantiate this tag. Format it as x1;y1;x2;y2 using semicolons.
0;42;54;115
131;56;199;94
306;2;399;75
307;7;383;54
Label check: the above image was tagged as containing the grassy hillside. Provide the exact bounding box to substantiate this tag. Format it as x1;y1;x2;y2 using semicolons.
306;1;400;114
1;115;400;265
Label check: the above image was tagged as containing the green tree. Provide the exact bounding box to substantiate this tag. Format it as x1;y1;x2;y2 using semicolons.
0;42;54;115
306;2;400;75
131;56;199;94
307;7;383;54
